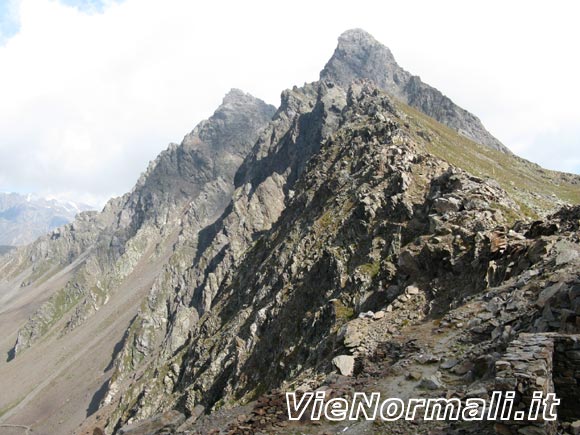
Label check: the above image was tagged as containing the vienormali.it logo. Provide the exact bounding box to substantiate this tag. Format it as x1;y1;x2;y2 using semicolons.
285;390;559;422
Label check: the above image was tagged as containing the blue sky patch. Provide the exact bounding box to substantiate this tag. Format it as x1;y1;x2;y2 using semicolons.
59;0;123;14
0;0;124;44
0;0;20;43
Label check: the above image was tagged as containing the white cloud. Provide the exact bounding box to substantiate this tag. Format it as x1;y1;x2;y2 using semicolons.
0;0;579;207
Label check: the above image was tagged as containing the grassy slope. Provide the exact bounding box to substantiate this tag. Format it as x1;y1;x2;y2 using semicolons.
396;101;580;219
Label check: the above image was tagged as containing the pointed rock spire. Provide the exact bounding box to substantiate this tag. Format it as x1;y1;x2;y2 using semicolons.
321;29;509;153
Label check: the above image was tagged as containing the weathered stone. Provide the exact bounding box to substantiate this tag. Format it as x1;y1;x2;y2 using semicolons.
372;310;385;320
452;361;475;376
554;241;579;266
440;359;459;370
493;333;580;433
405;285;420;295
407;370;422;381
332;355;355;376
537;283;564;308
432;197;462;214
416;353;439;364
358;310;374;319
418;374;443;390
341;322;364;349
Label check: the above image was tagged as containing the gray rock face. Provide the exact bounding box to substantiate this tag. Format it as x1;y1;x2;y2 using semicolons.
121;88;276;235
418;374;444;390
321;29;510;152
102;80;348;421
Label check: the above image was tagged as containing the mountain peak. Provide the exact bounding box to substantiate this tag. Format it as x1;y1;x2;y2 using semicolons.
322;28;397;88
338;28;374;40
321;29;509;152
222;88;250;102
181;89;275;158
219;88;266;109
211;89;275;131
337;28;385;50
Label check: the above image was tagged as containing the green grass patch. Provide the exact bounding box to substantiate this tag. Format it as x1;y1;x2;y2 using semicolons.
358;261;381;278
332;299;355;321
396;101;580;216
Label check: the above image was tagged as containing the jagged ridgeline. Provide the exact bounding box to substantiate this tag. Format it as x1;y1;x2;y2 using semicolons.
0;29;579;435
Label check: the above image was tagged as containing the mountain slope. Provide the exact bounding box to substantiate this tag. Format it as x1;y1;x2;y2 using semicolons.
0;90;275;435
0;193;93;246
98;45;580;433
395;100;580;215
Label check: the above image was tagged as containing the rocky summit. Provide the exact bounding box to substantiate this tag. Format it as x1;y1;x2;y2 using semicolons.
321;29;510;153
1;30;580;435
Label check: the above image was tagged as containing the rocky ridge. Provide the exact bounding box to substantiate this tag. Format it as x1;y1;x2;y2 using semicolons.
96;80;580;435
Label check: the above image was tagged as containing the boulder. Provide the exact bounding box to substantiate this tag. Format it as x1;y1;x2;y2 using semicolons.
432;197;461;214
405;285;420;295
536;283;564;308
373;311;385;320
332;355;355;376
417;374;443;390
440;358;459;370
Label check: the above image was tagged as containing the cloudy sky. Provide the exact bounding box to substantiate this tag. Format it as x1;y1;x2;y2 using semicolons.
0;0;579;207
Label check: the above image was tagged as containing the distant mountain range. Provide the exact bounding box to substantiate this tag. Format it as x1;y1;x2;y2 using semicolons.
0;192;93;246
